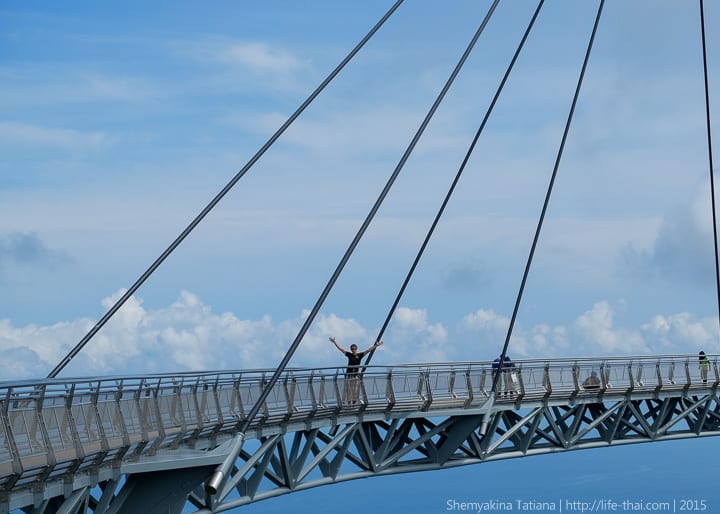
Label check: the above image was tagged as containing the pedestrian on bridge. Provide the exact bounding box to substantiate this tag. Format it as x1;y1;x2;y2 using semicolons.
492;355;516;396
329;337;383;405
582;371;601;389
699;351;710;384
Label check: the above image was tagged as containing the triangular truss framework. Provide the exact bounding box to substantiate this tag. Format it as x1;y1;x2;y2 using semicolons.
24;391;717;514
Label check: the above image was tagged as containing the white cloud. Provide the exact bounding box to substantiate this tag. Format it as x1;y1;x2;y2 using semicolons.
462;308;509;333
177;39;306;75
0;121;109;149
221;105;427;160
0;290;717;382
0;317;88;376
385;307;448;363
0;292;447;379
641;312;719;352
0;67;157;108
460;308;570;359
82;74;156;102
573;301;649;355
0;290;384;380
218;42;304;73
460;301;718;359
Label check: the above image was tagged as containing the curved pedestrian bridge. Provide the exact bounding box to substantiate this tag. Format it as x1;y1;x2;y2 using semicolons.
2;354;719;513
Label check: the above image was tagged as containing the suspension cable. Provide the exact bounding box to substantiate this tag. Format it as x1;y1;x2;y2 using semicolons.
234;0;500;434
206;0;501;495
489;0;605;395
699;0;720;335
364;0;546;368
47;0;406;379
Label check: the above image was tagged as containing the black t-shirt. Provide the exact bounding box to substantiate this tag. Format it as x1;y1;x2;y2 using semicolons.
345;351;363;374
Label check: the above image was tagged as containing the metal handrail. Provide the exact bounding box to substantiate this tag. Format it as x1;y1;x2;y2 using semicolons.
1;352;715;389
0;353;716;489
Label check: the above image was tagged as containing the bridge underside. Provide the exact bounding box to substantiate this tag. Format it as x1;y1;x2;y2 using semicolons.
15;390;720;514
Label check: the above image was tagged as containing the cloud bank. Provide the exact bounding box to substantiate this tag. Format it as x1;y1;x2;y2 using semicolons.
0;290;716;381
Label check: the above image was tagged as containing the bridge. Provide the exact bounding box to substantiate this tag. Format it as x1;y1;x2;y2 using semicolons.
2;355;720;512
2;0;718;513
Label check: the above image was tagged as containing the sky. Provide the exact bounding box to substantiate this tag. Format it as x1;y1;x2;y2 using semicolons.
1;0;720;512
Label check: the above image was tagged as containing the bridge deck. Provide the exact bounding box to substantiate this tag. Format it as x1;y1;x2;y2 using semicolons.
0;354;718;511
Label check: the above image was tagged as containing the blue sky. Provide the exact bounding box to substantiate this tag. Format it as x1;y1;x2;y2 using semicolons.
1;1;719;511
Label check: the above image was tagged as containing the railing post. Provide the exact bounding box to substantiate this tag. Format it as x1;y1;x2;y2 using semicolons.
168;378;180;426
113;381;131;458
260;374;270;420
232;375;244;423
307;372;318;415
148;381;165;455
34;385;57;485
198;380;209;422
655;362;662;390
358;372;369;411
1;387;23;490
422;370;432;411
668;362;676;385
385;371;396;410
543;364;552;397
416;371;426;400
58;384;71;444
90;383;109;458
190;381;204;439
317;375;328;410
571;364;580;393
516;365;526;399
209;378;223;436
333;370;343;408
464;368;474;408
134;380;150;456
172;380;189;448
636;364;644;387
479;368;487;397
174;380;188;431
63;383;86;478
601;364;610;389
283;375;297;416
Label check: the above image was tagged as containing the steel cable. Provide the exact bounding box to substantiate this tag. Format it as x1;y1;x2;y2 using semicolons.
699;0;720;336
364;0;546;368
232;0;501;435
206;0;502;495
47;0;406;379
489;0;605;396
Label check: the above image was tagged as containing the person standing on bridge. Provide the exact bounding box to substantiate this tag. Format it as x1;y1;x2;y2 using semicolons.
503;355;517;395
329;337;383;405
492;355;516;396
699;351;710;384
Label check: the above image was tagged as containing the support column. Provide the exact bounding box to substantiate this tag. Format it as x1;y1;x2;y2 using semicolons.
107;466;214;514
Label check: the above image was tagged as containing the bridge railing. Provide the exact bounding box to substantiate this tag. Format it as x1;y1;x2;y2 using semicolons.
0;354;717;488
